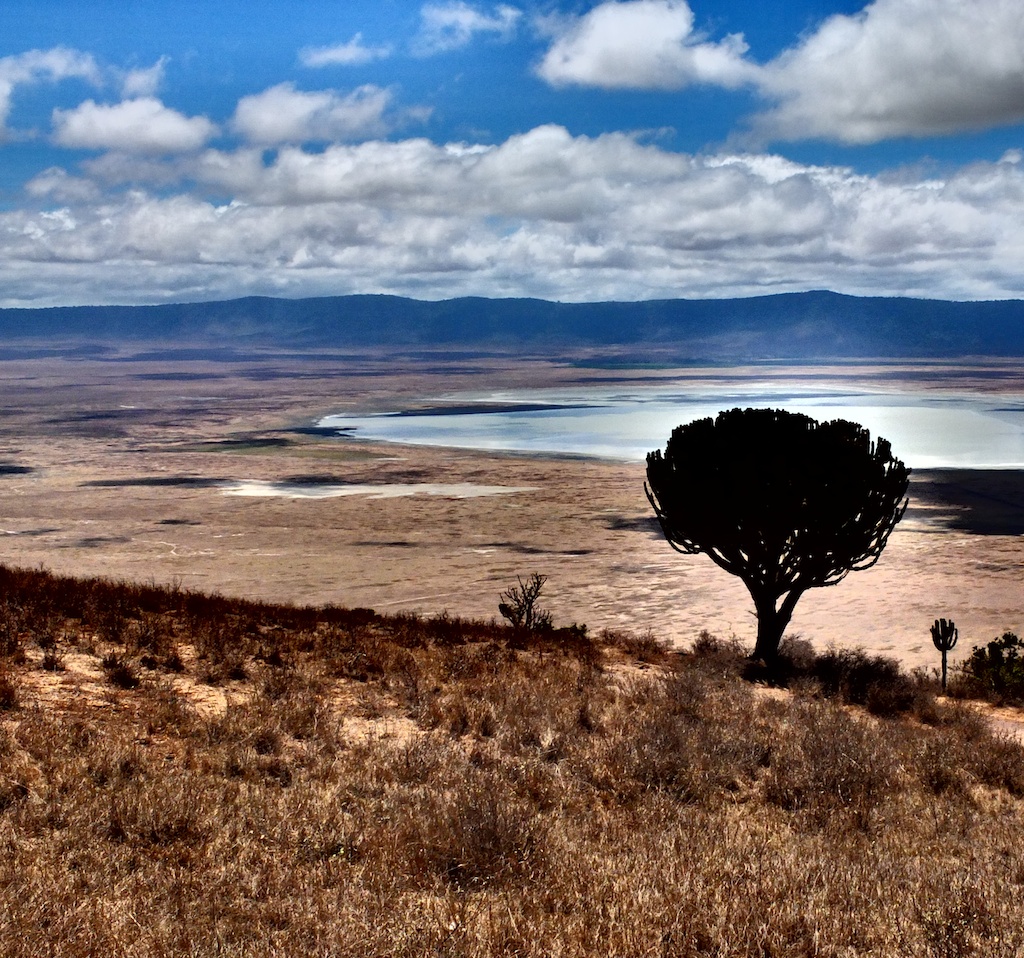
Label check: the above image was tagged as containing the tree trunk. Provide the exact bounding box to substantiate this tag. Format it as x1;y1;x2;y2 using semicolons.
750;589;803;664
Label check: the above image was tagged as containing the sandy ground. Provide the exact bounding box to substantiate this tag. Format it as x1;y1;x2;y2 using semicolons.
0;345;1021;674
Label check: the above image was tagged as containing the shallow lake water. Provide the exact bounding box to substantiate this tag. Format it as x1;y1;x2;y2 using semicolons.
319;380;1024;469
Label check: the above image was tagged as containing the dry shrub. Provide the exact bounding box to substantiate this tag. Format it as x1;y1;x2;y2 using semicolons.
921;701;1024;797
101;651;139;689
916;738;974;800
797;648;917;715
917;874;1005;958
963;733;1024;797
0;603;26;660
104;774;212;848
689;629;748;673
584;670;769;805
0;746;33;812
419;650;602;758
0;668;18;710
763;699;900;823
388;764;547;890
599;626;670;663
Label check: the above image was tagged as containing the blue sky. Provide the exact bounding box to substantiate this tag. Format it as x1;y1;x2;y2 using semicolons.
2;0;1024;306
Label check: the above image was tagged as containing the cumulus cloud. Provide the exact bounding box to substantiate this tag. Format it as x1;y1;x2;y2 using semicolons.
0;47;100;135
300;34;392;68
51;97;217;154
8;125;1024;305
231;82;406;145
754;0;1024;143
24;166;101;203
536;0;755;90
415;2;521;54
120;57;169;98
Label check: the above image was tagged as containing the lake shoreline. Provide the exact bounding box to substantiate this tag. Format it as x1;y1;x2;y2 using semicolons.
319;371;1024;468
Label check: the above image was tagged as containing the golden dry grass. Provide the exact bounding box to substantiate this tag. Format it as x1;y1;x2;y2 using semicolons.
0;565;1023;956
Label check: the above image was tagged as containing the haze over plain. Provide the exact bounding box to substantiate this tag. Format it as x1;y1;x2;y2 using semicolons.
2;0;1024;309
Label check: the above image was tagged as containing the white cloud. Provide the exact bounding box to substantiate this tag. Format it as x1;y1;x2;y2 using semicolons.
231;82;403;145
536;0;755;90
9;126;1024;305
24;166;101;202
300;34;392;67
52;97;217;154
0;47;100;135
415;2;521;54
120;57;169;98
754;0;1024;143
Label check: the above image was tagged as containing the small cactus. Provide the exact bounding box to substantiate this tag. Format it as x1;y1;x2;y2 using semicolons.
931;617;958;691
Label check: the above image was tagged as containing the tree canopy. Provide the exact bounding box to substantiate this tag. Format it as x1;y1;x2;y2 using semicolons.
645;407;910;662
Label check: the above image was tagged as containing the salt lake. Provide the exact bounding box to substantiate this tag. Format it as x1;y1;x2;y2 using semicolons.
318;378;1024;469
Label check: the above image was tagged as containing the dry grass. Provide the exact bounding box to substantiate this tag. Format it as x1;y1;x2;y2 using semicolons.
0;563;1022;956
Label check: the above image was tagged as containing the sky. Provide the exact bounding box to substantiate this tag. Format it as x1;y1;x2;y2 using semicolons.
2;0;1024;307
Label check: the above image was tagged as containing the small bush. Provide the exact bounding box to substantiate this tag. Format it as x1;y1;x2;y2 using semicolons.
0;670;18;710
393;769;547;890
102;652;140;690
498;573;553;633
763;700;899;822
959;632;1024;705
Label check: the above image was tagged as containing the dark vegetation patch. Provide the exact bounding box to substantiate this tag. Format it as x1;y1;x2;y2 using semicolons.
278;468;441;485
194;437;294;451
157;518;200;526
65;536;132;549
389;402;599;417
279;473;354;486
289;425;354;438
132;371;227;381
950;631;1024;707
51;410;143;423
483;542;593;556
605;514;663;533
81;476;225;488
0;463;33;476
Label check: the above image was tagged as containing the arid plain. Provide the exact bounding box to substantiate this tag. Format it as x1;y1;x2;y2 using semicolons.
1;345;1021;673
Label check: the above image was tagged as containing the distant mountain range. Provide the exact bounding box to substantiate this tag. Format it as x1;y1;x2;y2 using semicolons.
2;290;1024;360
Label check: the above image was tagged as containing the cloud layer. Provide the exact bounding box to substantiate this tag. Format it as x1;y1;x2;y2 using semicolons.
11;125;1024;306
53;97;217;154
3;1;1024;307
0;48;100;135
300;35;392;68
415;2;521;54
537;0;754;90
231;83;402;145
535;0;1024;144
756;0;1024;143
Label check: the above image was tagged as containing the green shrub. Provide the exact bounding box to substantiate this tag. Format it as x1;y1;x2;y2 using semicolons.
960;632;1024;704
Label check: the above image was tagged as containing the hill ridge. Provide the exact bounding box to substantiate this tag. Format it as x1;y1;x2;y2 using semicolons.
2;289;1023;358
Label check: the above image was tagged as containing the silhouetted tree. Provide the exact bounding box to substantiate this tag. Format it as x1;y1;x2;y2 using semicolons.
646;408;910;663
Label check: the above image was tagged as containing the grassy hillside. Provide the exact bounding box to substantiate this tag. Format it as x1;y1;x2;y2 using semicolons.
0;564;1022;956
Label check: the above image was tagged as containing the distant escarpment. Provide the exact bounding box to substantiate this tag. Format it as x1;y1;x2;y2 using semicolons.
2;290;1023;360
